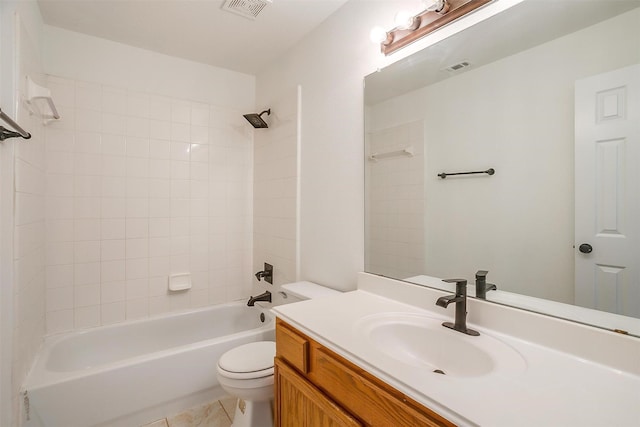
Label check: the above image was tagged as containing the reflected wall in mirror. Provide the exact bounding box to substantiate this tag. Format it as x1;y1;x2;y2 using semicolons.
364;0;640;336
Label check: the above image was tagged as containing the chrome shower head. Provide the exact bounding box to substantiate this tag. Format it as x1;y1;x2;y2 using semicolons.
243;109;271;128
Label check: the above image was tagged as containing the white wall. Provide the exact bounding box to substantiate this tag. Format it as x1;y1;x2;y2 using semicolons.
366;9;640;303
0;2;47;426
43;26;255;112
256;0;423;291
40;29;256;332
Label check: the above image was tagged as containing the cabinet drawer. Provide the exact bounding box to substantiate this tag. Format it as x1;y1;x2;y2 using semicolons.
276;319;309;373
311;347;455;427
275;358;362;427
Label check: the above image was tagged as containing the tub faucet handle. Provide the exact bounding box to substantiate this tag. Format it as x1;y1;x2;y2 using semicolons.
254;262;273;284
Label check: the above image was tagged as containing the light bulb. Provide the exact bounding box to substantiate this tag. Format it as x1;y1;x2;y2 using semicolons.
369;26;389;44
394;10;415;30
422;0;449;13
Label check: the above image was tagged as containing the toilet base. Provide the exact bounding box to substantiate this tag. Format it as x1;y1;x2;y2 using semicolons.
231;398;273;427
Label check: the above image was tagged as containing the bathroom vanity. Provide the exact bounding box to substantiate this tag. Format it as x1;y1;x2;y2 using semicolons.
275;318;454;426
272;273;640;427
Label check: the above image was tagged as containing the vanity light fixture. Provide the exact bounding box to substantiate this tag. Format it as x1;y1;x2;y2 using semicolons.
374;0;493;56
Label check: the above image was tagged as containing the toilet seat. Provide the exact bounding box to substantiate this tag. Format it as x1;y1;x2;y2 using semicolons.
217;341;275;380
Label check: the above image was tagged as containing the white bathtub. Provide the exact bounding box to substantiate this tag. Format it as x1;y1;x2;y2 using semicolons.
23;302;275;427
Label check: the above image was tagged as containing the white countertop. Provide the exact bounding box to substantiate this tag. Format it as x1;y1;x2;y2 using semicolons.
272;289;640;427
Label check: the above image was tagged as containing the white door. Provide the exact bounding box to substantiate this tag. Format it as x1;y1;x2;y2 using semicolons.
575;64;640;318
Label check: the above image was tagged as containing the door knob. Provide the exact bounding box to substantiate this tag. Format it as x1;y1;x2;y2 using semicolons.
579;243;593;254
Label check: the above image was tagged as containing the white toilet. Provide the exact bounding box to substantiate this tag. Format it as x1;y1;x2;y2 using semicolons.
217;341;276;427
216;281;341;427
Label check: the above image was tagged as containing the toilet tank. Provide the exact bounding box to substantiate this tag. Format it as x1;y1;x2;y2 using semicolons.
280;281;341;303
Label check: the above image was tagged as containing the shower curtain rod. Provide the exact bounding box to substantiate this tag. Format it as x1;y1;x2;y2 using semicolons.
0;107;31;141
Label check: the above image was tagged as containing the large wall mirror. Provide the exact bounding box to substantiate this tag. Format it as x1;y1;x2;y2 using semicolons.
364;0;640;336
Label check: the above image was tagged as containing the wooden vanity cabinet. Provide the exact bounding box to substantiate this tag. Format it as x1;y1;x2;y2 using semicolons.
274;318;456;427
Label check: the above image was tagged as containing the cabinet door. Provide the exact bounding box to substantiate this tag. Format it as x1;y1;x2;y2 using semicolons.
274;358;362;427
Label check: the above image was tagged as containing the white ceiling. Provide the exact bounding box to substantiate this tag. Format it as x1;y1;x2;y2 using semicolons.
37;0;349;75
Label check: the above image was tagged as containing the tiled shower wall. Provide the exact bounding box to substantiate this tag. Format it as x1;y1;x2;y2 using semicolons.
44;76;253;333
253;87;299;297
365;120;424;279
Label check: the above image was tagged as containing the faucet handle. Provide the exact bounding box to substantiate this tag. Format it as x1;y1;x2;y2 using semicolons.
475;270;488;279
443;278;468;295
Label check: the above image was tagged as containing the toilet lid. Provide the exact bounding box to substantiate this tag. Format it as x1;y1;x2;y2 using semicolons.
218;341;275;374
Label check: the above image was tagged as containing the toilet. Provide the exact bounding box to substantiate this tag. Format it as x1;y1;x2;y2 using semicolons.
216;281;341;427
217;341;276;427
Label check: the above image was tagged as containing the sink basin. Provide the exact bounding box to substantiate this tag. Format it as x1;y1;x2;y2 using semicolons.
355;312;526;378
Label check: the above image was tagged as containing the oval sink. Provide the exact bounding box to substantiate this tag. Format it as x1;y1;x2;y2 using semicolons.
355;312;526;378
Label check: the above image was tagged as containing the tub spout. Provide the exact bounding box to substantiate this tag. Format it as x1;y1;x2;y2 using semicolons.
247;291;271;306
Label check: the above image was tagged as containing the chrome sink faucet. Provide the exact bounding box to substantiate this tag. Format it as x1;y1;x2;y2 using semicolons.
436;279;480;336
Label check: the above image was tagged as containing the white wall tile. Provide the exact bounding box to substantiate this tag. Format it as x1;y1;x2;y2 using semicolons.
76;109;102;132
101;198;126;218
127;92;150;118
171;123;190;142
149;218;170;237
101;260;126;283
149;198;170;217
149;179;171;198
74;284;100;307
101;176;126;198
149;121;172;141
101;281;126;303
191;104;209;126
75;131;101;154
45;76;254;330
125;258;148;279
46;287;73;311
47;151;74;174
149;138;170;158
101;134;126;155
171;101;191;124
46;309;74;334
101;218;126;240
126;117;149;138
46;264;73;288
101;302;126;325
74;305;100;328
74;175;101;197
126;298;148;319
46;242;74;265
171;142;190;161
75;81;102;110
102;86;127;113
74;262;100;285
149;256;171;277
126;137;149;158
149;96;171;121
102;113;127;135
74;240;101;263
74;219;101;241
126;218;149;238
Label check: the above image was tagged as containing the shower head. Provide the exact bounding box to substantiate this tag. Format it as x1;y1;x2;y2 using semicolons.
243;109;271;128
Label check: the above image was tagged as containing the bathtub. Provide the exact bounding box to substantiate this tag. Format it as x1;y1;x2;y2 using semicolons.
23;302;275;427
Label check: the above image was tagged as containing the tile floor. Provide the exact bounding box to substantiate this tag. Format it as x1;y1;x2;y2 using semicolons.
141;396;237;427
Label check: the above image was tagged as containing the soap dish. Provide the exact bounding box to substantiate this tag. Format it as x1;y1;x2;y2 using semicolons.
169;273;191;291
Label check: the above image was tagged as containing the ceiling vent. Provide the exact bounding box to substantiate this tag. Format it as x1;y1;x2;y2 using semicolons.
443;61;471;73
222;0;272;20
